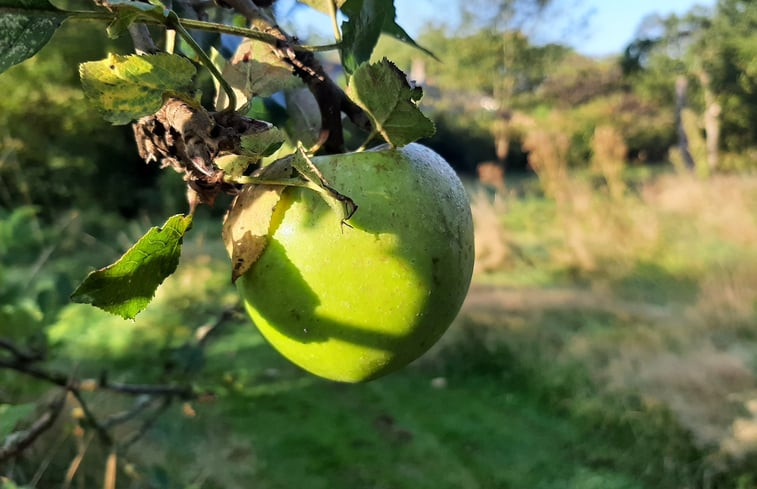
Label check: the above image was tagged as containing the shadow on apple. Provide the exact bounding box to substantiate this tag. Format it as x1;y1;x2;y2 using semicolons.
235;144;474;381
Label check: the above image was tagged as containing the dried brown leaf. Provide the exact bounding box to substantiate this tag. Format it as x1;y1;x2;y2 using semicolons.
222;160;295;283
222;150;356;282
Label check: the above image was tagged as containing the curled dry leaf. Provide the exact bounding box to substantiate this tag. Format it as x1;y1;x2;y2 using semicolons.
222;151;357;283
133;97;278;206
222;160;294;283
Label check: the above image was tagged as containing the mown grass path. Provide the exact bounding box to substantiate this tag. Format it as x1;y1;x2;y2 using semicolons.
160;306;673;489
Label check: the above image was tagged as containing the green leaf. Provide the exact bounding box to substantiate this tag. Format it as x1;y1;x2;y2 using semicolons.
339;0;389;74
380;20;437;61
216;124;285;180
104;0;166;39
284;88;321;147
217;39;303;111
0;403;35;438
1;480;34;489
240;124;286;158
296;0;434;60
340;0;436;62
71;214;193;319
79;53;197;125
0;0;69;74
345;58;435;147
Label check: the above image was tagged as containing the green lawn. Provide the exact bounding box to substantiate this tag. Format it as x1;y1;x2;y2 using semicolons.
130;317;652;489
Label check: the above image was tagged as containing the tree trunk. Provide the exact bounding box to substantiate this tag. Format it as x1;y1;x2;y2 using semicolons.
492;111;512;165
675;75;696;170
698;70;721;172
494;122;510;163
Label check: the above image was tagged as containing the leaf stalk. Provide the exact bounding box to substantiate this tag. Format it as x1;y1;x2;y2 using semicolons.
165;11;237;111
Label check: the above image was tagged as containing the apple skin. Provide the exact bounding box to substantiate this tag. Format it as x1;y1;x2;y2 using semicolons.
237;143;474;382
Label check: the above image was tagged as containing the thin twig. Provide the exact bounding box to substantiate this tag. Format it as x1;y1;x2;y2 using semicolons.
70;390;113;446
166;11;238;111
0;339;42;363
0;358;197;398
179;17;340;52
0;306;233;459
196;308;236;346
0;392;67;463
100;380;196;398
0;358;69;386
103;396;155;429
121;398;172;453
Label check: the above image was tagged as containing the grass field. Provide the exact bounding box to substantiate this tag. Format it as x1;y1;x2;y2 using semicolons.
3;169;757;488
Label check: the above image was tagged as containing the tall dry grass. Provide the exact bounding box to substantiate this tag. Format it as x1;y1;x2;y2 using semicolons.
468;124;757;458
521;129;572;205
517;124;656;272
591;125;627;200
470;191;510;274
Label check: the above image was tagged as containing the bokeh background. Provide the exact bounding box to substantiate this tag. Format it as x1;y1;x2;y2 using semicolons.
1;0;756;487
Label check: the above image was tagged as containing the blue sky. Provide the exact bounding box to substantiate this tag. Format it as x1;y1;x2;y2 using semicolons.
281;0;716;58
394;0;716;57
579;0;716;56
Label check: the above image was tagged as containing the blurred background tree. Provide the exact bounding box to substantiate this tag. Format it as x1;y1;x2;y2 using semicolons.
0;23;166;216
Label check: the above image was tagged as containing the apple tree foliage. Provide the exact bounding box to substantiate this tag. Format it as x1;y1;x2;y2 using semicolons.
0;0;437;467
1;0;435;319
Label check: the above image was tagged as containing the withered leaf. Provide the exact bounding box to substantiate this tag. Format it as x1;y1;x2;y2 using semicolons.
222;149;356;282
222;160;295;283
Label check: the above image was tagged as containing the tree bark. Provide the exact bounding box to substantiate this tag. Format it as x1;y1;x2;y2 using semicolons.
698;70;721;172
675;75;696;170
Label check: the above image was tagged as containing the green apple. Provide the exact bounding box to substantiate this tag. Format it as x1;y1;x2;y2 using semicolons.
237;143;474;382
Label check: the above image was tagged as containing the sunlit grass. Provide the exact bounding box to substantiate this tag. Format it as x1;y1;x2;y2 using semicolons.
470;168;757;464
